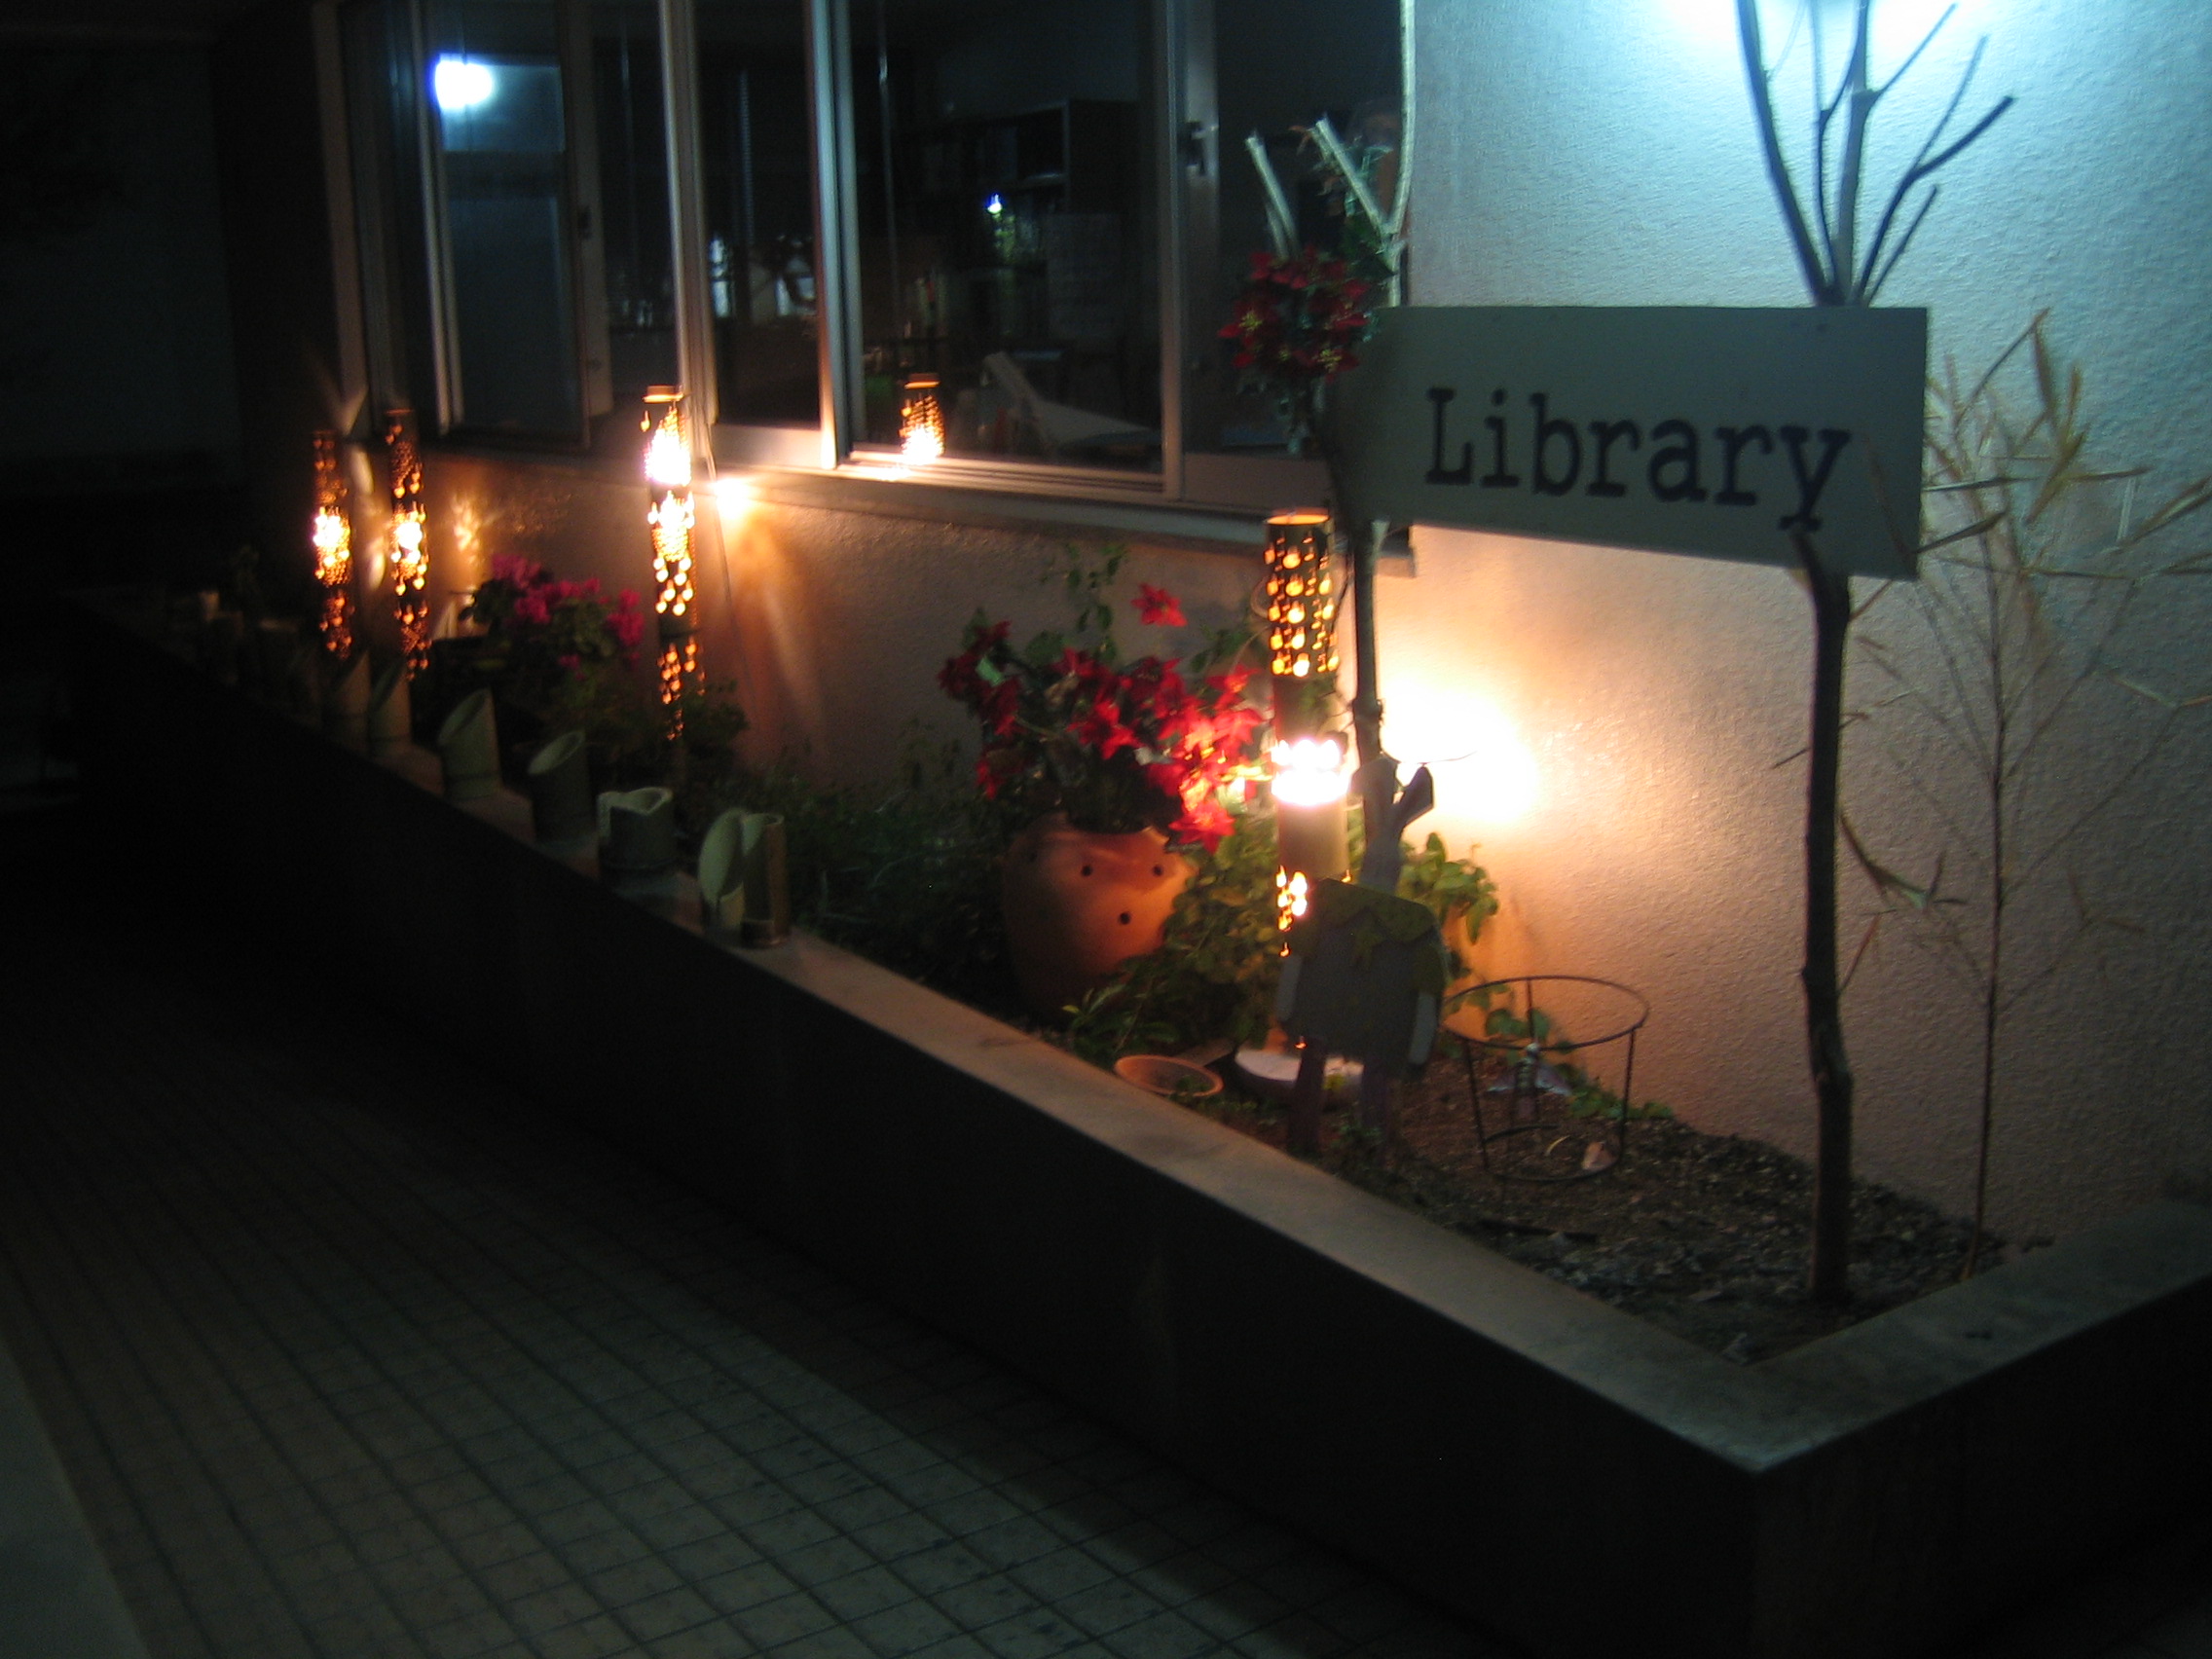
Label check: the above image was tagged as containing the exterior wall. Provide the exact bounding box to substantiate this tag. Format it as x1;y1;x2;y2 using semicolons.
1408;0;2212;1235
348;0;2208;1241
417;452;1261;787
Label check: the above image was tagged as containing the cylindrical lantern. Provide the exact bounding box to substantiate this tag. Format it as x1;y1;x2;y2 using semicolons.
901;374;944;465
1272;734;1350;930
1264;511;1348;931
643;387;701;720
311;429;354;658
1263;510;1339;704
384;410;430;677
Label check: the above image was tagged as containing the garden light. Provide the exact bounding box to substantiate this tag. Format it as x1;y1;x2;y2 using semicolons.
1270;736;1349;807
312;429;353;658
384;409;430;676
1271;735;1349;931
1263;510;1339;683
900;374;944;465
643;386;700;716
1264;512;1347;931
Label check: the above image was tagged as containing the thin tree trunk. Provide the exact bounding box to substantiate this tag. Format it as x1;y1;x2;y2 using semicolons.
1316;419;1383;769
1348;520;1382;768
1289;1043;1327;1156
1964;554;2010;1277
1801;536;1858;1305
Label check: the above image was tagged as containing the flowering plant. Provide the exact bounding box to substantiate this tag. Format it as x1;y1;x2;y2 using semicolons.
939;580;1262;854
463;554;645;700
1219;246;1374;450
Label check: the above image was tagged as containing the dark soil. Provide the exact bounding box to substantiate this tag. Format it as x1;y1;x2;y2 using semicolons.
1184;1052;2011;1365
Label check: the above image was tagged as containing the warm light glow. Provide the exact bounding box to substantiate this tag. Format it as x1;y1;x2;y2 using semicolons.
644;405;692;491
1385;688;1540;827
1263;511;1339;682
643;387;696;628
713;474;755;511
1275;867;1310;932
1270;737;1348;806
432;56;496;112
658;636;700;715
900;375;944;465
385;410;430;676
312;430;353;658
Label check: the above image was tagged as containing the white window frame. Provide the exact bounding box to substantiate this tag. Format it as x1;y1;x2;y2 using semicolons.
365;0;1367;522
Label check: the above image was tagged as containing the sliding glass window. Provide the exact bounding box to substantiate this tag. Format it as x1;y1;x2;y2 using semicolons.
843;0;1162;471
425;0;583;436
358;0;1404;499
696;0;821;428
582;0;681;413
1179;0;1399;502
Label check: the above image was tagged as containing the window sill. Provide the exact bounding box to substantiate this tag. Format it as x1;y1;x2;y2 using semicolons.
734;462;1277;556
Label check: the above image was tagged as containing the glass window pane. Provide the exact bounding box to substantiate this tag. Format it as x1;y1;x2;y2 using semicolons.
585;0;680;408
426;0;583;436
848;0;1161;471
696;0;821;427
1192;0;1400;457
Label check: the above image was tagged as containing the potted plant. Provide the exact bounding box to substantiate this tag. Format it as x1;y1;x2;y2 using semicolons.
940;555;1263;1017
460;554;655;783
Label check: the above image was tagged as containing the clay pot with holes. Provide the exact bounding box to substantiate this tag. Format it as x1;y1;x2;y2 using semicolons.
1001;814;1192;1020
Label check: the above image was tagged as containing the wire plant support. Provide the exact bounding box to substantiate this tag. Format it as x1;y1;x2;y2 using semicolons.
1453;975;1649;1184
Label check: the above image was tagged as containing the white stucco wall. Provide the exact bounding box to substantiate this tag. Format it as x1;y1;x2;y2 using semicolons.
1406;0;2212;1236
404;0;2211;1242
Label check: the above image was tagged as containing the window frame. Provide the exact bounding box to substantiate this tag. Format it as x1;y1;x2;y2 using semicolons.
359;0;1362;519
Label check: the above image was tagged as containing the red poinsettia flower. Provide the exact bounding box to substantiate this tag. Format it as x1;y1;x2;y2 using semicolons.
940;580;1263;849
1134;584;1185;629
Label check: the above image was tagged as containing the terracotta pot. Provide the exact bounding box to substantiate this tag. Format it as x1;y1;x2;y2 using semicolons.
1002;815;1191;1018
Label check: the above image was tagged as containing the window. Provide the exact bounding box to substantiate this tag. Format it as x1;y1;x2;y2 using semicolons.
844;0;1161;473
349;0;1401;507
697;0;822;429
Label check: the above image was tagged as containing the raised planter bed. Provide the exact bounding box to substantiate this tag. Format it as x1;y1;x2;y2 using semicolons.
67;593;2212;1659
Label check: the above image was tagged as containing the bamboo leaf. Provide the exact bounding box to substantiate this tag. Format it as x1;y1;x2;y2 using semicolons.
1842;812;1936;909
2108;671;2179;710
1841;913;1883;993
1914;510;2006;557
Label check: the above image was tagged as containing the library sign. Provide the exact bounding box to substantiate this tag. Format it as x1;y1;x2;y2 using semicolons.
1333;307;1928;580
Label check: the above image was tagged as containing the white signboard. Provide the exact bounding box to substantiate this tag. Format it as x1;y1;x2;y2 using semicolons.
1333;307;1928;579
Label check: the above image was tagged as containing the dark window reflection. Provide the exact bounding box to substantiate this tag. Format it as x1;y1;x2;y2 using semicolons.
1194;0;1398;456
850;0;1161;470
589;0;679;405
698;0;821;427
427;0;582;436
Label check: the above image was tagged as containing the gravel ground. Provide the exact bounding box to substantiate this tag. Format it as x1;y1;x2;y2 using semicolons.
1188;1051;2026;1365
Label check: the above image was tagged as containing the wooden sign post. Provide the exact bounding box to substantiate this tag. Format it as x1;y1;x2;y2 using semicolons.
1320;306;1926;1279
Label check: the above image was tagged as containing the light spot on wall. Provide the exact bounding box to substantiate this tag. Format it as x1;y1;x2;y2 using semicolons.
1383;682;1539;830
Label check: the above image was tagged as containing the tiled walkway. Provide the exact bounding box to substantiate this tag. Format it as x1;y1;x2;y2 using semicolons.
0;817;1480;1659
0;802;2205;1659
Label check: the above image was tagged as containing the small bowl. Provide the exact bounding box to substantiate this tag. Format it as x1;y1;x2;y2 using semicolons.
1114;1054;1224;1100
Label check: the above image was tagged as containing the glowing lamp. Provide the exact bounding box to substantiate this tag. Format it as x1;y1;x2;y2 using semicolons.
643;387;701;718
1263;510;1339;685
900;374;944;465
311;429;353;657
1271;735;1350;931
384;410;431;676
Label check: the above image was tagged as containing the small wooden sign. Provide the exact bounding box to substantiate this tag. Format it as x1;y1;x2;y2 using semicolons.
1334;307;1928;579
